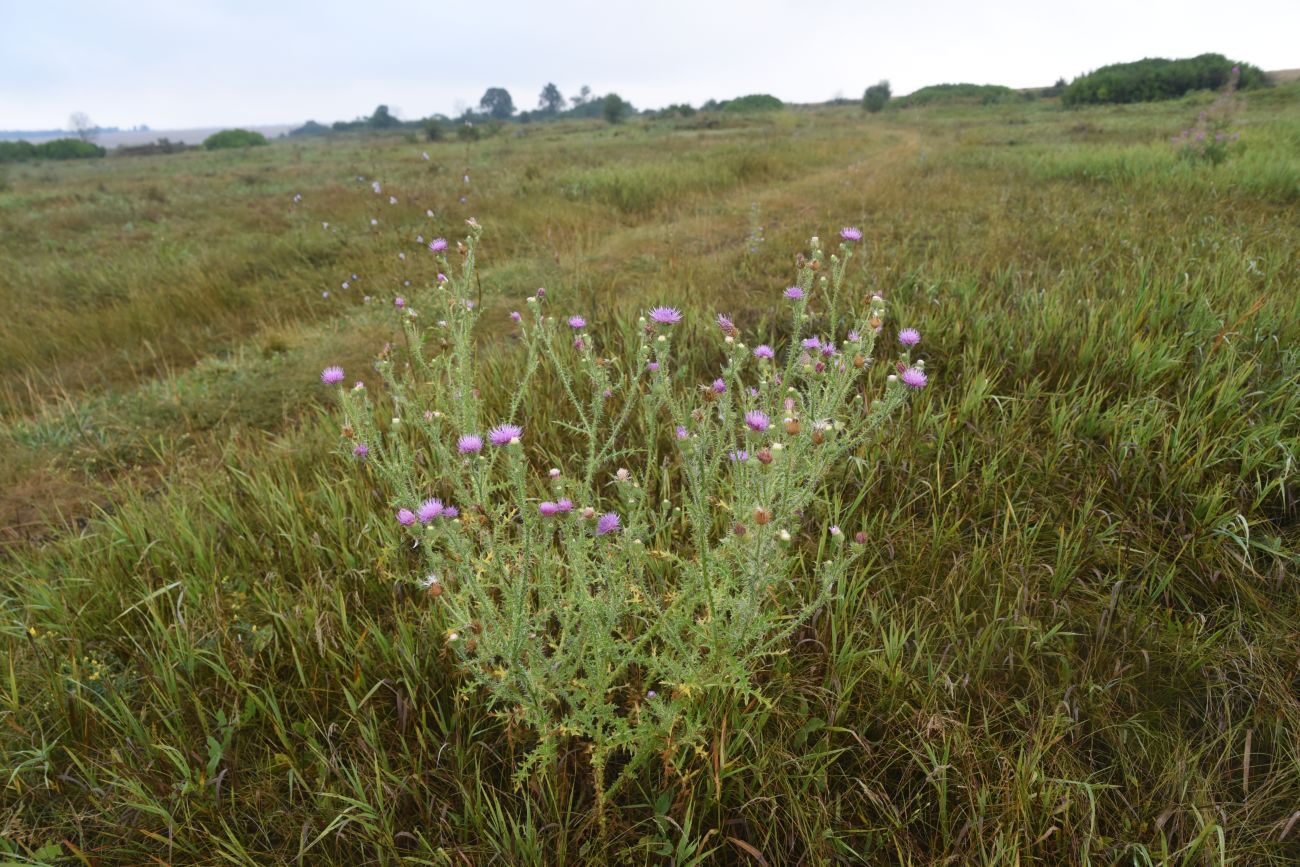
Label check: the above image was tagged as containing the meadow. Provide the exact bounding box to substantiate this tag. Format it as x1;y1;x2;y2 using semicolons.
1;85;1298;864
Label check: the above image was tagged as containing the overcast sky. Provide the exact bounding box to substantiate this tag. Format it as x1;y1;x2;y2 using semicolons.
1;0;1296;130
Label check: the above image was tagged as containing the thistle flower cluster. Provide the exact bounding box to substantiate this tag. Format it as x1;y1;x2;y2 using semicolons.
322;222;929;809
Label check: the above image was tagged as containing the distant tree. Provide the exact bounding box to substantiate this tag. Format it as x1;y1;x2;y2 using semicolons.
603;93;630;124
538;83;564;114
367;104;401;129
289;120;330;137
723;94;784;113
424;117;446;141
862;81;891;113
479;88;516;120
69;111;96;142
570;85;592;108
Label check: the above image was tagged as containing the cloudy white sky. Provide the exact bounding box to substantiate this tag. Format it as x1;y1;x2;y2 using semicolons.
1;0;1296;130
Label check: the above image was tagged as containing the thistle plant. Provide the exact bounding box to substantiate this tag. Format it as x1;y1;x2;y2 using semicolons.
324;221;927;823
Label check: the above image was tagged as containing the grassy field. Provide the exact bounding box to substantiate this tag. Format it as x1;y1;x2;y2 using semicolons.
1;85;1298;864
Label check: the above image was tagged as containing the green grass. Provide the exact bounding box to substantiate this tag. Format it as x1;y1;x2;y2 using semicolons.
1;88;1298;863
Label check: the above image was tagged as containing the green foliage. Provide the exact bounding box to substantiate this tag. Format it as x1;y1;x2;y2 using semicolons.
1063;53;1267;106
424;117;446;141
479;87;516;120
603;93;630;124
722;93;784;113
863;80;891;113
658;103;696;118
900;83;1018;106
288;120;330;137
456;122;482;142
367;104;401;129
202;128;269;150
114;138;194;157
538;82;564;114
0;138;106;162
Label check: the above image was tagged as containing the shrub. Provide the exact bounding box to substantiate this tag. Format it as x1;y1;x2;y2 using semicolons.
203;129;269;150
324;223;926;823
424;118;446;142
0;140;37;163
899;83;1017;107
723;94;784;113
1063;53;1267;106
289;120;330;138
863;80;892;113
603;93;630;125
456;122;481;142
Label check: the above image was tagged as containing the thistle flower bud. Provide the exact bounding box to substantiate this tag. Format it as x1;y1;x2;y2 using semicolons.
779;529;792;542
756;449;773;465
732;522;747;537
754;507;771;525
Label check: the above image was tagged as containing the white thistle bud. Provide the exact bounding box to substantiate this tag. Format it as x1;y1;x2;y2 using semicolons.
779;529;792;542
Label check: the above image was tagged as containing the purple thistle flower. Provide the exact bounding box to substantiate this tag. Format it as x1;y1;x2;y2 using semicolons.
712;378;727;394
649;306;683;325
395;297;405;308
821;342;837;358
573;336;585;350
675;425;688;439
556;498;574;512
784;286;805;300
442;506;459;519
729;450;750;463
539;501;560;517
648;361;660;372
898;328;920;347
754;344;774;359
901;367;928;389
321;366;345;385
568;315;586;329
418;498;444;523
847;330;861;343
353;443;369;458
429;238;448;252
397;509;417;526
717;313;738;336
489;423;523;446
437;273;448;283
535;287;546;299
457;434;483;454
840;226;863;242
596;512;621;535
510;311;522;322
802;336;821;350
745;410;771;432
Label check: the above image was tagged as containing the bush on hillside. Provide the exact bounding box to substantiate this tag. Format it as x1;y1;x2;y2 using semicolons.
203;129;269;150
723;94;784;113
899;83;1019;107
863;81;892;113
1063;54;1267;106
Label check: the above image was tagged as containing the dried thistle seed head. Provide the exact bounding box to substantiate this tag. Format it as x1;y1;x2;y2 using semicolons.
429;583;443;597
812;429;826;445
784;418;801;435
869;316;882;330
854;531;868;545
809;259;820;271
702;388;717;402
342;424;355;439
854;354;866;369
756;449;773;465
732;522;747;537
754;507;771;525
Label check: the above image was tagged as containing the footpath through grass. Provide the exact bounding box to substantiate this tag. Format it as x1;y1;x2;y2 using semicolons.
1;91;1298;863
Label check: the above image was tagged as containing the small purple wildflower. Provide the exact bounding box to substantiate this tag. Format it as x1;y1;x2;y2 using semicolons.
901;367;928;389
754;344;774;359
802;336;821;350
729;450;750;463
418;498;444;523
568;315;586;329
429;238;448;252
898;328;920;347
712;378;726;394
745;410;771;432
489;423;523;446
596;512;621;535
437;273;448;283
321;366;345;385
556;498;574;513
353;443;369;458
539;501;560;517
847;330;861;342
573;336;585;350
395;297;405;309
840;226;863;242
442;506;459;519
717;313;737;336
457;434;483;454
675;425;688;439
821;342;837;358
510;311;521;322
649;306;683;325
784;286;805;300
397;509;417;526
648;361;660;372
